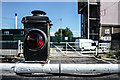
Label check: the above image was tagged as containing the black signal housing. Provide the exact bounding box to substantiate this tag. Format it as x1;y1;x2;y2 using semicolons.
22;10;51;62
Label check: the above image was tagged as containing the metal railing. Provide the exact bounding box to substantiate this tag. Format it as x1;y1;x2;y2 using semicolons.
0;41;110;57
50;42;96;56
50;42;111;57
0;40;23;57
0;41;19;56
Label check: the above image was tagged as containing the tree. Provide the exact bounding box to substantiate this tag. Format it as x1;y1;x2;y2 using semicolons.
55;27;73;37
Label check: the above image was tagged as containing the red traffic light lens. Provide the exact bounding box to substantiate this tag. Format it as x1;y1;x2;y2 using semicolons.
25;30;45;50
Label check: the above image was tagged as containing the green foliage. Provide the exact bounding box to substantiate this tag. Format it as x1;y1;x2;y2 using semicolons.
109;51;114;57
114;49;120;57
118;49;120;53
55;27;73;37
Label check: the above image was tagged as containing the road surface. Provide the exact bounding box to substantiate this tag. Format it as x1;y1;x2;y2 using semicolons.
0;55;119;80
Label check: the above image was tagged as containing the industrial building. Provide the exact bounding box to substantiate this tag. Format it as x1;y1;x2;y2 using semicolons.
78;0;100;40
78;0;120;49
0;29;24;41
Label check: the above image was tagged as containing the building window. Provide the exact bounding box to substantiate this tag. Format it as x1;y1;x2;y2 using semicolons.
105;29;110;34
21;31;24;35
92;30;94;33
92;36;94;40
4;31;9;35
105;36;107;40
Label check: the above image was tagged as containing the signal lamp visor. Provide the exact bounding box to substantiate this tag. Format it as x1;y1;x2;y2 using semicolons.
25;30;45;50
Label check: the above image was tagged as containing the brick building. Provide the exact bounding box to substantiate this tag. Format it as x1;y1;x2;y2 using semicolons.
78;0;120;49
78;0;120;41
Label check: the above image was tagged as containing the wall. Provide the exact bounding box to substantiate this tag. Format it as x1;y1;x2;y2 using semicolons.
100;2;119;25
113;27;120;34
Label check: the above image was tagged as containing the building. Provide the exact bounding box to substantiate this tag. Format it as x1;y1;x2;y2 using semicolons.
111;33;120;50
0;29;24;41
78;0;120;43
78;0;100;40
100;1;120;42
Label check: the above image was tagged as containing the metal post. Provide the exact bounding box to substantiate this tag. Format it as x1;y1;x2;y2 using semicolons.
112;27;114;34
20;42;23;54
50;42;52;54
15;13;17;29
95;47;98;56
66;43;67;54
88;0;90;39
61;29;62;37
18;40;21;54
81;14;82;37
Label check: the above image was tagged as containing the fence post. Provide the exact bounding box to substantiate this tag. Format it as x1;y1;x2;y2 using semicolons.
50;42;53;54
95;47;98;56
18;40;21;54
20;42;23;54
66;42;67;54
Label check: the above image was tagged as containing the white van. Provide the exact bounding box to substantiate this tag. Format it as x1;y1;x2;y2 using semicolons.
75;39;96;51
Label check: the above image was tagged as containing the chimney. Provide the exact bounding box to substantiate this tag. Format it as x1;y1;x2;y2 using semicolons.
15;13;17;29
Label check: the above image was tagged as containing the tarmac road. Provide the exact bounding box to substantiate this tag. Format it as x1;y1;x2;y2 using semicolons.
0;56;119;80
1;72;119;80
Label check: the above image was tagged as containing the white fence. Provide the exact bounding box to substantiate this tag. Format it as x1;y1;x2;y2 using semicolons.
0;40;23;57
50;42;110;56
0;49;18;56
50;42;97;56
0;41;110;57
